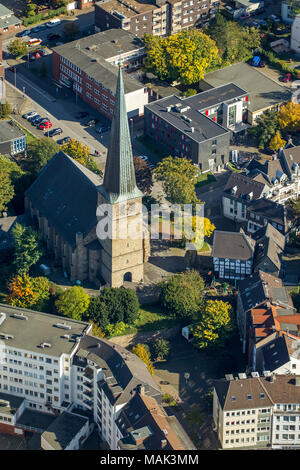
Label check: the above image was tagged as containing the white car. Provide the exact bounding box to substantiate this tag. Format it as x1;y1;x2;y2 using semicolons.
139;155;149;161
26;111;38;120
46;19;61;28
269;14;280;23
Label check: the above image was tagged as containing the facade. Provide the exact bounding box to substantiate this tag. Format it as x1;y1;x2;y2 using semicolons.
0;4;22;34
255;332;300;375
282;0;297;24
246;198;287;234
199;62;290;125
291;14;300;52
212;230;255;280
213;373;300;449
0;304;194;450
144;83;249;171
0;120;26;157
0;35;5;104
253;224;285;277
52;30;148;120
234;0;264;14
26;67;149;287
95;0;215;39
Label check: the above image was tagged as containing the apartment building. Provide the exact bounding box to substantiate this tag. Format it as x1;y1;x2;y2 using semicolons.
52;29;148;120
95;0;215;39
213;372;300;449
212;230;255;280
0;4;22;35
255;332;300;375
282;0;297;24
144;83;248;171
0;35;5;104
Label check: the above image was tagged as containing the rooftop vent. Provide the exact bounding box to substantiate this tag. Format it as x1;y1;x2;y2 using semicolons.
12;313;28;320
0;333;14;340
251;372;259;378
54;322;71;330
179;106;190;114
62;334;70;340
238;373;247;379
40;342;52;348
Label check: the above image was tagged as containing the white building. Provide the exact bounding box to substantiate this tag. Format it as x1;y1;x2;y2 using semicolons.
291;14;300;52
282;0;298;24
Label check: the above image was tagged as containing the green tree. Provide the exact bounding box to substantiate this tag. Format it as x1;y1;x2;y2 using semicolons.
105;321;127;337
153;156;200;204
24;3;37;17
98;287;140;325
8;39;28;57
191;300;234;350
0;102;12;119
153;338;170;360
11;223;43;274
132;343;154;376
143;29;221;85
55;286;90;320
27;138;59;174
61;138;103;176
248;110;280;149
159;270;205;319
0;154;24;214
85;296;110;330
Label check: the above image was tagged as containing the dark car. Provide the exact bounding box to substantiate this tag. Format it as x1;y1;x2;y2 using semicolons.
32;24;47;32
17;29;30;37
38;49;49;57
76;111;89;119
48;128;63;137
32;116;47;126
259;60;266;68
86;118;99;127
96;125;111;134
28;114;41;123
57;136;71;145
47;33;61;41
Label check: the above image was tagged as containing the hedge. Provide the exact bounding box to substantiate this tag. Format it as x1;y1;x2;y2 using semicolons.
23;7;67;26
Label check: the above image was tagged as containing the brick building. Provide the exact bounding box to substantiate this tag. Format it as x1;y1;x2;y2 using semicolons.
52;29;148;120
0;4;22;35
95;0;216;38
144;83;248;171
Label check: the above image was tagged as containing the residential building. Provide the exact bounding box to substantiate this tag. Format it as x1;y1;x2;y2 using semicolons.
255;332;300;375
213;373;300;449
144;83;249;171
212;230;255;280
52;30;148;120
0;120;26;157
26;66;150;287
246;198;288;234
291;14;300;52
252;223;285;277
0;303;193;450
95;0;215;39
0;4;22;34
282;0;297;24
234;0;264;14
236;270;294;353
199;62;290;125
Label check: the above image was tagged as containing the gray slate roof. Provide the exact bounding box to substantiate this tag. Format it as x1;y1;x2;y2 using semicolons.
53;30;144;94
201;62;290;113
212;230;255;260
224;172;266;200
25;151;102;248
41;411;88;450
0;120;25;143
247;197;286;227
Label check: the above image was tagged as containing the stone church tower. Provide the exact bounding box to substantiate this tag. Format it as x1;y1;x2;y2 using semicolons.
97;66;149;287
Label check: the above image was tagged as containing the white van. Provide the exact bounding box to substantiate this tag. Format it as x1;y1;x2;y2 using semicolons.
46;19;61;28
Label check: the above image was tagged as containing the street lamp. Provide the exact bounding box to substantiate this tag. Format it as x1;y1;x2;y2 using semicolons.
129;118;133;142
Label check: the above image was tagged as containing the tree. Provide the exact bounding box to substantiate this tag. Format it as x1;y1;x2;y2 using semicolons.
85;296;110;330
61;139;103;176
269;131;286;152
278;102;300;132
143;29;221;85
27;138;59;174
182;215;215;250
159;270;205;319
55;286;90;320
132;343;154;376
63;21;80;40
153;156;200;204
207;13;261;64
24;3;37;17
11;223;43;274
133;156;153;195
90;321;105;338
0;154;24;214
153;338;170;360
0;101;12;119
98;287;140;325
248;110;279;149
191;300;234;350
105;321;127;337
8;38;28;57
7;273;50;309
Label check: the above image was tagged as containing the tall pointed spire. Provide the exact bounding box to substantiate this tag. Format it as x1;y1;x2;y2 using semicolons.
101;66;142;204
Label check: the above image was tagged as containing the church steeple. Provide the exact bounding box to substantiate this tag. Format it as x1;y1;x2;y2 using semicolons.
101;66;142;204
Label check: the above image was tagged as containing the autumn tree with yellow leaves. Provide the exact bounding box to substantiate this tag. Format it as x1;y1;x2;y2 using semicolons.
143;29;221;85
269;131;286;152
278;102;300;133
131;343;154;376
61;139;103;176
7;273;51;309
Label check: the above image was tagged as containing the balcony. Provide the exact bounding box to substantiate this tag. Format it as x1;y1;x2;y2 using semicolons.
83;399;93;410
83;381;92;389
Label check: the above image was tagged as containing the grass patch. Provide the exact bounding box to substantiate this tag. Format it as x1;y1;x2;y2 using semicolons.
198;241;210;253
11;119;37;145
195;171;216;188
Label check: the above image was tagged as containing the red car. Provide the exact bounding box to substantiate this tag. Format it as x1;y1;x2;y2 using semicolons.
283;73;292;82
39;120;52;130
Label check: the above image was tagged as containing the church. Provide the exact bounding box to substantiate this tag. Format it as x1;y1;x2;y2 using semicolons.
25;67;150;287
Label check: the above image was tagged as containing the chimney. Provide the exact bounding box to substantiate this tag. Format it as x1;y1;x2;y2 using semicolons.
138;384;146;395
161;439;167;448
191;127;194;133
269;374;276;383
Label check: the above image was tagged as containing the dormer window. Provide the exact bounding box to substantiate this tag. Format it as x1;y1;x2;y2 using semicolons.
231;186;237;194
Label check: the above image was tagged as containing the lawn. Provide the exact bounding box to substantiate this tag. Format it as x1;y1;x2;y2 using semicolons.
115;303;180;336
15;122;37;145
195;172;216;188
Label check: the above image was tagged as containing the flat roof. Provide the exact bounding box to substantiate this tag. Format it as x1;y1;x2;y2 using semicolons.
53;29;145;94
202;62;290;113
0;120;25;143
16;408;57;431
212;230;255;260
0;304;90;357
96;0;157;18
41;411;88;450
0;392;24;416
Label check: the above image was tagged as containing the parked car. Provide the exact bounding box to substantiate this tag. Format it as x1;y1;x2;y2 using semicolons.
283;73;292;82
76;111;89;119
96;125;111;134
48;128;63;137
39;121;52;130
26;112;38;120
38;49;49;57
33;117;48;126
57;136;71;145
33;51;41;59
259;60;266;68
22;111;36;119
28;114;41;123
47;33;61;41
46;19;61;28
17;29;30;37
252;56;261;66
86;118;99;127
32;24;47;32
269;14;280;23
55;42;64;46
